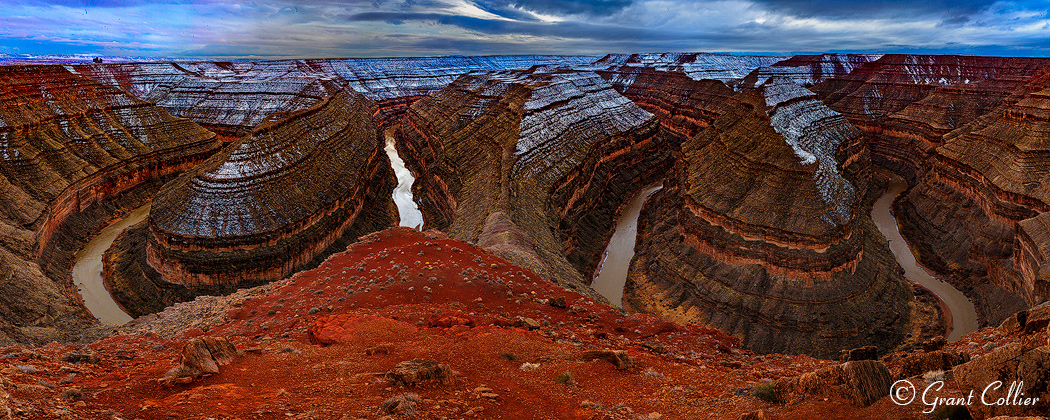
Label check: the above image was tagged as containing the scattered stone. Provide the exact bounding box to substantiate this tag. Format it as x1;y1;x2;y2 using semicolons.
896;350;969;379
581;349;634;370
639;341;665;354
549;296;567;309
838;346;877;362
386;359;452;387
377;393;420;416
517;317;542;330
738;410;770;420
919;336;947;352
366;344;392;356
60;348;99;365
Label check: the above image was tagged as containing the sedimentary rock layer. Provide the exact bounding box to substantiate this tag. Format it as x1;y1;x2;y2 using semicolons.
812;55;1050;323
591;53;787;82
597;66;736;140
146;86;392;291
395;68;667;295
625;78;911;357
737;54;882;89
69;56;596;134
0;65;220;343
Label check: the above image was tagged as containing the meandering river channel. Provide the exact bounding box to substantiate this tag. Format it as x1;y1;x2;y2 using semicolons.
71;203;148;325
871;170;978;342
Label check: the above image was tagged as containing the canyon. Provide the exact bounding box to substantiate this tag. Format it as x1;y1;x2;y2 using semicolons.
3;52;1050;417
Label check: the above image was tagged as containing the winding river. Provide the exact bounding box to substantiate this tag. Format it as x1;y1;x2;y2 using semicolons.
384;130;424;229
590;171;978;342
871;170;978;342
71;203;148;325
591;183;663;308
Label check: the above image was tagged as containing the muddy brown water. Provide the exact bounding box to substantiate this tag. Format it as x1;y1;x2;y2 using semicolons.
71;203;149;324
591;183;663;308
871;170;978;342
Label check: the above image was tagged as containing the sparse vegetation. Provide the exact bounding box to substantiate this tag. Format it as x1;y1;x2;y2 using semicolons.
555;371;575;386
753;382;778;403
499;352;517;361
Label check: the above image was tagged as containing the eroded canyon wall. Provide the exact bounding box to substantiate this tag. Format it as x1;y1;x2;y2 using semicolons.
145;86;394;294
394;68;669;297
68;56;597;135
0;65;221;344
624;77;911;357
812;55;1050;324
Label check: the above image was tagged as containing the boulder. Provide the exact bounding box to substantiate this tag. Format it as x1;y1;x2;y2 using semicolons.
385;359;452;387
162;336;238;385
775;360;893;407
581;349;634;370
953;343;1050;418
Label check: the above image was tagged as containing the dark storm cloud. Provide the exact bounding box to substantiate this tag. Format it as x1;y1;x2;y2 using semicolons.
345;11;663;41
748;0;999;18
476;0;634;17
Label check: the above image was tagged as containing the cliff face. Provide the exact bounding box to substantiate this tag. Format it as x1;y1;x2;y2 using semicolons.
395;68;667;297
591;53;787;82
0;65;220;344
625;78;911;358
737;54;883;89
812;55;1050;324
69;56;596;135
597;66;737;140
145;87;392;293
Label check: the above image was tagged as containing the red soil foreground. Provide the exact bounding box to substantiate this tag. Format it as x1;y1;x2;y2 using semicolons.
1;228;934;419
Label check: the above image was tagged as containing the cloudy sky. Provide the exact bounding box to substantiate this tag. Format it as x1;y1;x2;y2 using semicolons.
2;0;1048;58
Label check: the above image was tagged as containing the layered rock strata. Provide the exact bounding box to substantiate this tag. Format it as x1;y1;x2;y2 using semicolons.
0;65;220;343
812;55;1050;323
394;68;667;296
146;87;393;292
737;53;882;89
597;66;736;140
625;78;911;357
590;53;786;82
69;56;596;134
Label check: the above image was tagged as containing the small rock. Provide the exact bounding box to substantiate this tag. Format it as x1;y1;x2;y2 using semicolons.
378;393;420;416
838;346;877;363
365;344;391;356
60;348;99;365
549;296;567;309
385;359;452;387
581;349;634;370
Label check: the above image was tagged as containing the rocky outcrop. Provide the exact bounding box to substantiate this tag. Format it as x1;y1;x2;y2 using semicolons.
146;87;393;292
953;342;1050;418
774;360;893;407
0;65;220;344
395;67;666;296
625;78;911;357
